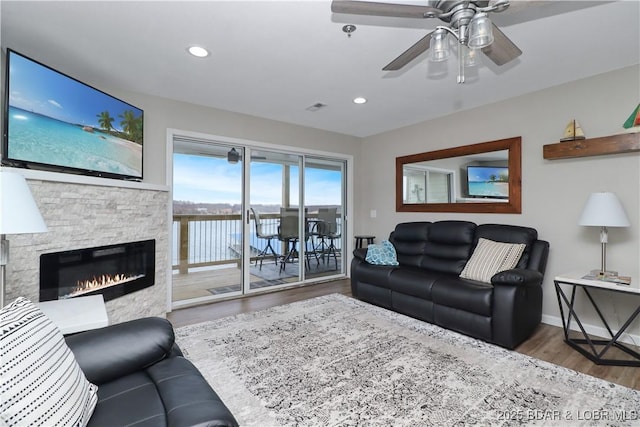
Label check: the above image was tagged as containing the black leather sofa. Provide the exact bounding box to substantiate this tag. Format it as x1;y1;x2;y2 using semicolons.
351;221;549;349
65;317;238;427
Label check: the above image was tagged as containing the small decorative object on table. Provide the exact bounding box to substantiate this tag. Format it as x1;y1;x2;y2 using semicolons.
560;119;586;141
582;270;631;286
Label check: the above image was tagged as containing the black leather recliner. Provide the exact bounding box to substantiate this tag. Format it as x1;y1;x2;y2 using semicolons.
351;221;549;349
65;317;239;427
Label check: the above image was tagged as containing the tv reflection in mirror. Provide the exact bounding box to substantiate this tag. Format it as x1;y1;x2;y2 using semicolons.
3;49;143;180
467;166;508;199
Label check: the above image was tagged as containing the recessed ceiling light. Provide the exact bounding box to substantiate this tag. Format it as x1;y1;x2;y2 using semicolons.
188;46;209;58
353;97;367;104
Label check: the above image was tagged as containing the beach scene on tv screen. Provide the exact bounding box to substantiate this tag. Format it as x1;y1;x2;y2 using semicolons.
468;167;509;198
7;51;143;178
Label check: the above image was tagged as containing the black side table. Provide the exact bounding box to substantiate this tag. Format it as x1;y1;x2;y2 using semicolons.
554;272;640;367
354;235;375;249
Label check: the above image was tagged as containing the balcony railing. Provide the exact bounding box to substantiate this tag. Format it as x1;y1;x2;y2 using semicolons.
172;213;342;273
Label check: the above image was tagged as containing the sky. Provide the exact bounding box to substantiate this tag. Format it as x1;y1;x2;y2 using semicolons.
8;50;141;130
467;166;508;182
173;153;343;206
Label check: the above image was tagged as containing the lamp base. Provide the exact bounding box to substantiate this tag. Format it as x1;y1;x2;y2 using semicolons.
589;269;619;278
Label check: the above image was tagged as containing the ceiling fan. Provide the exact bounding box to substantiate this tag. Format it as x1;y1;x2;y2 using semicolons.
331;0;523;82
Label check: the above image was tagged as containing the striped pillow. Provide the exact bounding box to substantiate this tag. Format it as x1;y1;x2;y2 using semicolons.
460;238;526;283
0;297;98;427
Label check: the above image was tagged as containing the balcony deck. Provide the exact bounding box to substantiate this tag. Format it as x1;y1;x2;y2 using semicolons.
172;214;341;302
172;262;342;301
172;212;344;303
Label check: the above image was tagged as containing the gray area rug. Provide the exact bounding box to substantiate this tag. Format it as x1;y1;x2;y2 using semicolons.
174;294;640;426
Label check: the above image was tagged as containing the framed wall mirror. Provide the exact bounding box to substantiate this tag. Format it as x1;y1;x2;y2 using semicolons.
396;137;521;213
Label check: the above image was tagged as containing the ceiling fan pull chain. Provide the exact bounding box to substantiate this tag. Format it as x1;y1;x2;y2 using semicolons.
457;42;465;84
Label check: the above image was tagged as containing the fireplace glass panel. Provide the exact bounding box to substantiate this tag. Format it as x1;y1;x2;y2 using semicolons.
40;239;155;302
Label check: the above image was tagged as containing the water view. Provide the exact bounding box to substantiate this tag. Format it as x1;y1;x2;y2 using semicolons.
468;181;509;198
8;107;142;176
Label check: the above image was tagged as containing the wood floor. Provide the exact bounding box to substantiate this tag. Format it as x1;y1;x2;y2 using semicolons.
168;279;639;390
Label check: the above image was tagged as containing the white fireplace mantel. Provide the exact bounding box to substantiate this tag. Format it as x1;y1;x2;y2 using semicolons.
3;167;169;192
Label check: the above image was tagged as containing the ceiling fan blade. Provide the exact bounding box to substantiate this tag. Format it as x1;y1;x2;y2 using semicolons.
382;32;434;71
481;23;522;66
331;1;440;19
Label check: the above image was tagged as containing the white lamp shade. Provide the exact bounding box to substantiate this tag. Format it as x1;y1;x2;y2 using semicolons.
0;170;47;234
578;192;630;227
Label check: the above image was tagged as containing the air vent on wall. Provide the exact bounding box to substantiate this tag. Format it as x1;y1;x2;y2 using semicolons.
306;102;327;112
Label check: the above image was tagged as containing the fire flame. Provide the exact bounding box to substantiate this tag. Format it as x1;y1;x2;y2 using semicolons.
63;273;144;299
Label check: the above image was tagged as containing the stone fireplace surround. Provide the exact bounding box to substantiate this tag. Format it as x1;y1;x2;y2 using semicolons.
4;169;169;324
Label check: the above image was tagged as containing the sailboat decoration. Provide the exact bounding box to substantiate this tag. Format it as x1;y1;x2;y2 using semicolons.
560;119;586;142
623;104;640;131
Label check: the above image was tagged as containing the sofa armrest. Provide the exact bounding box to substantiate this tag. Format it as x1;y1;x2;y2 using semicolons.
353;247;368;261
491;269;544;348
65;317;175;385
491;268;543;288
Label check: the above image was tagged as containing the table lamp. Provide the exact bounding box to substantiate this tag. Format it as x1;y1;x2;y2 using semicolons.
0;170;48;307
578;192;630;276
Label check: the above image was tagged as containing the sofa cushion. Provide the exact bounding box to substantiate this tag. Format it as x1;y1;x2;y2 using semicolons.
87;356;237;427
431;277;494;317
460;238;526;283
0;298;98;427
365;240;399;266
148;356;237;426
87;371;166;427
475;224;537;268
421;221;476;274
389;267;443;300
389;222;430;267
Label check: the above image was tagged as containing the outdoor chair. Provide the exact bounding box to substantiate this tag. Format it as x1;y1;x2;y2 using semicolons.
277;208;317;272
251;207;278;270
316;207;341;270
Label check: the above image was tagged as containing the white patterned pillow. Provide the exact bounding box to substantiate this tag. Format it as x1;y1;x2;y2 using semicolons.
0;297;98;427
460;238;526;283
365;240;399;266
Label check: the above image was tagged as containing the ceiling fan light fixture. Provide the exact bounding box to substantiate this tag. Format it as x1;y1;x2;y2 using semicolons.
429;29;450;62
468;12;494;49
461;45;478;67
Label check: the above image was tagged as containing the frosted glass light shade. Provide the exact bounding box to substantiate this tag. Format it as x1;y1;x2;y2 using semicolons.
0;170;47;234
578;192;630;227
468;13;494;49
462;45;478;67
430;29;450;62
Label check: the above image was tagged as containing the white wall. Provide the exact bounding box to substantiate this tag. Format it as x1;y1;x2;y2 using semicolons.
104;90;361;186
357;65;640;339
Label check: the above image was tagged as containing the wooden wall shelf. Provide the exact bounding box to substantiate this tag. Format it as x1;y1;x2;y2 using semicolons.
543;132;640;160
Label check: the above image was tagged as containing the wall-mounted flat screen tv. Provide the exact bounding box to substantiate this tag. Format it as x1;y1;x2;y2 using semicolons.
467;166;508;199
3;49;143;180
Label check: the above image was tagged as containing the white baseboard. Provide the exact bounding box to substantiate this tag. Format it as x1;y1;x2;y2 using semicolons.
541;314;640;347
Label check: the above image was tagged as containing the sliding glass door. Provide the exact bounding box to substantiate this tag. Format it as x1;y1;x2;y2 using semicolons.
249;150;303;290
172;139;244;305
171;136;346;307
304;157;346;279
